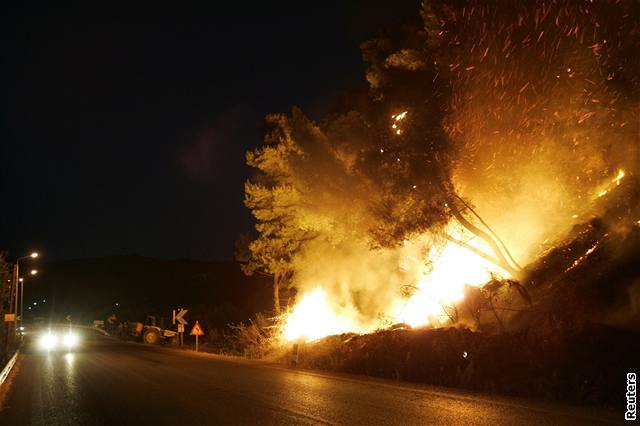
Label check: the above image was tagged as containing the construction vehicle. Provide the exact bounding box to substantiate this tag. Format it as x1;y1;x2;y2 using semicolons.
128;315;177;345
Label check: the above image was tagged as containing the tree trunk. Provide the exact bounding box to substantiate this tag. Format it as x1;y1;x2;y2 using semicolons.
273;272;281;315
451;192;522;270
446;197;522;280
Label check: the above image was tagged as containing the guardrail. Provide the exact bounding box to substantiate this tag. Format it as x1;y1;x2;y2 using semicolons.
0;349;19;386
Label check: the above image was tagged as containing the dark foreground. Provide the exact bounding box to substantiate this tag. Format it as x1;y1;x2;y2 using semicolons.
0;336;617;425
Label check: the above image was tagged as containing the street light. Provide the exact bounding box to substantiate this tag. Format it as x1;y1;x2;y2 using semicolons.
19;269;38;328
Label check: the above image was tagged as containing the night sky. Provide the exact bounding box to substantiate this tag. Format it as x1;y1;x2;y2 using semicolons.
2;3;418;261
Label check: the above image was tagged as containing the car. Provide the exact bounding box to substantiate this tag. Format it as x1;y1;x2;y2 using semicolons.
24;324;82;352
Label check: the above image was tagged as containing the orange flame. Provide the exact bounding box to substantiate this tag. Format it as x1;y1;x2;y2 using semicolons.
282;221;508;342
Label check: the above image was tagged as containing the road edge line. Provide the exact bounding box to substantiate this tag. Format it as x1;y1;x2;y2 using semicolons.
0;350;19;387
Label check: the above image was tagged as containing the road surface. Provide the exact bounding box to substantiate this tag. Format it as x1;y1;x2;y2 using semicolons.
0;335;617;425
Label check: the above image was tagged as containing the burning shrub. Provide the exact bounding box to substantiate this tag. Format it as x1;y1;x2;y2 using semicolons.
229;313;280;359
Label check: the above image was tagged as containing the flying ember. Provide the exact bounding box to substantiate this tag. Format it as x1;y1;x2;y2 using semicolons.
596;169;627;198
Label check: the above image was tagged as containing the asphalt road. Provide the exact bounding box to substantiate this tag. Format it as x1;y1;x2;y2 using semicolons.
0;335;618;425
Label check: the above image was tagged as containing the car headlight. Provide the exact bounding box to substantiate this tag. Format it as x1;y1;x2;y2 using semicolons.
39;333;58;350
63;333;79;348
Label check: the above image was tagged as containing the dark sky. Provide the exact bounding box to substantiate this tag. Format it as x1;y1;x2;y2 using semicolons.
2;3;418;261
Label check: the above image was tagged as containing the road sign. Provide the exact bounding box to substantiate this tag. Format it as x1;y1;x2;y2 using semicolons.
4;314;16;322
190;321;204;336
190;320;204;352
175;309;188;325
177;324;184;333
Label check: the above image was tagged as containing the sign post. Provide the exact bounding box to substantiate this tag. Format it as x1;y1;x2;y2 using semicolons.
190;320;204;352
174;308;188;346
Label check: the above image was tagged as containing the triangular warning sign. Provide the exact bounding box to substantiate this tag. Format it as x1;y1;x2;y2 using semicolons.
190;320;204;336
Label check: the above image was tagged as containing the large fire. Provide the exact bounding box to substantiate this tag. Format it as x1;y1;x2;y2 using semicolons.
393;235;505;328
246;1;639;346
282;166;630;343
283;221;509;342
283;288;365;342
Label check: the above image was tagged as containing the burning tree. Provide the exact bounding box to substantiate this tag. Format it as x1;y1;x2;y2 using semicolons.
243;0;639;341
360;0;639;272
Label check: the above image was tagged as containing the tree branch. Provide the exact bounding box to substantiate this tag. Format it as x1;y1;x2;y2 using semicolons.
450;192;522;270
444;234;520;278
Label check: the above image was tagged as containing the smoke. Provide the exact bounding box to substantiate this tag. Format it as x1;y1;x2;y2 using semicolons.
293;238;406;329
179;105;250;182
264;110;503;330
270;110;406;327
